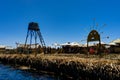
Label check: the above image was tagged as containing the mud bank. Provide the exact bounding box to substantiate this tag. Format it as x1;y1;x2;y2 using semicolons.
0;54;119;80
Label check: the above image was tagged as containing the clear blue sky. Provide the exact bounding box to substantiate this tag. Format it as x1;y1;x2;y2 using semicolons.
0;0;120;47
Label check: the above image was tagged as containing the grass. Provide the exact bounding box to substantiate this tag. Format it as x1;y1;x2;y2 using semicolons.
0;53;119;79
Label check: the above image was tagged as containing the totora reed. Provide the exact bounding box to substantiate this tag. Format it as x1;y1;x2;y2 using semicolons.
0;53;120;80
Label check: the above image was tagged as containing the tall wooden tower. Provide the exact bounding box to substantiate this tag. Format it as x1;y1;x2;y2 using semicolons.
24;22;45;53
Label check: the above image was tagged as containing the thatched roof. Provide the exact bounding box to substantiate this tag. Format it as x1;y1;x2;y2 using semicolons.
111;38;120;43
109;38;120;45
109;42;116;45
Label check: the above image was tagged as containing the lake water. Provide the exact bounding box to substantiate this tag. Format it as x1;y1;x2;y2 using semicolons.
0;63;60;80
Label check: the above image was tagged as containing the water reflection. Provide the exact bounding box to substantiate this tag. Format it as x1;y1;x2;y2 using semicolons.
0;64;59;80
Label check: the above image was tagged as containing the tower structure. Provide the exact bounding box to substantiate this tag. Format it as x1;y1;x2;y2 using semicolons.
87;19;101;54
24;22;45;53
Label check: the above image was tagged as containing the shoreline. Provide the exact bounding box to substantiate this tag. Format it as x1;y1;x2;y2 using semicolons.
0;53;120;80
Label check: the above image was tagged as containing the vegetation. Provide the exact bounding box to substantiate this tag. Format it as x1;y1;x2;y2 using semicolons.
0;53;119;80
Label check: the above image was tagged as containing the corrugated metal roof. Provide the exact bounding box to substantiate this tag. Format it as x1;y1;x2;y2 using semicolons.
17;44;40;48
0;45;6;48
60;42;82;47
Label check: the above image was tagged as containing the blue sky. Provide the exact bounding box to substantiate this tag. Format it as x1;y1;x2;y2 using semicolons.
0;0;120;47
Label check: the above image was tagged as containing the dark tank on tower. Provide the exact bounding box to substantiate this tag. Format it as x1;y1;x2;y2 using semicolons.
24;22;46;54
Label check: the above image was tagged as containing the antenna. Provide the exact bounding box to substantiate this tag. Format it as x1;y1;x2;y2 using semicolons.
98;24;107;32
89;25;92;31
83;27;89;33
101;36;109;41
95;23;99;30
93;18;96;29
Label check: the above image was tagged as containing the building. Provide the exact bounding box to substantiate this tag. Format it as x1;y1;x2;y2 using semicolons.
60;42;84;53
0;45;6;53
109;38;120;53
0;45;13;53
16;43;42;53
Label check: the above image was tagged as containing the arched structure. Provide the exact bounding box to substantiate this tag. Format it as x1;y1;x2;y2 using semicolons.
87;30;101;54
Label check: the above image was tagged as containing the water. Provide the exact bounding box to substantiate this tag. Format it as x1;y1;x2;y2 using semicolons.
0;63;59;80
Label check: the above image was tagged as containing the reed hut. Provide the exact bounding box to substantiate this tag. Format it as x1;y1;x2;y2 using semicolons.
109;38;120;53
60;42;83;53
16;43;42;53
0;45;5;53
